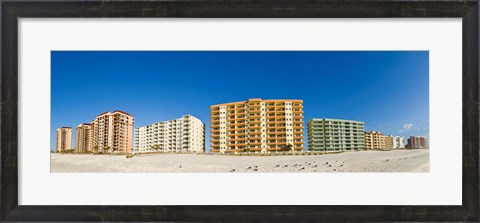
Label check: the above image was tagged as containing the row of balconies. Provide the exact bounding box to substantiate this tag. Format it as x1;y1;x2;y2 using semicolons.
311;141;365;145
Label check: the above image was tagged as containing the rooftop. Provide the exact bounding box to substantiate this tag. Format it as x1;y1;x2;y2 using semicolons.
211;98;303;107
309;118;364;124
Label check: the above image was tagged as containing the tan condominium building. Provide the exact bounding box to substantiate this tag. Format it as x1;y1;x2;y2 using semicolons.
75;123;93;153
210;98;304;154
382;135;405;150
383;135;394;150
56;127;72;152
91;110;134;154
134;114;205;153
365;131;386;150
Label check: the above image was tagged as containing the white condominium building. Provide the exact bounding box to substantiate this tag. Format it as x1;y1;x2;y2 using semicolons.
392;136;405;149
134;114;205;153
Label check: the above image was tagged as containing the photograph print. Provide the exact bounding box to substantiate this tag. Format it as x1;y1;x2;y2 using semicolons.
51;51;429;173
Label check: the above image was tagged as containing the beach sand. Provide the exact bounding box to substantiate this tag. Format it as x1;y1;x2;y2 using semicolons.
51;149;429;173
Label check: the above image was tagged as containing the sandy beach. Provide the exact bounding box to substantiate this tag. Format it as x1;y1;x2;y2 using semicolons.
51;149;429;173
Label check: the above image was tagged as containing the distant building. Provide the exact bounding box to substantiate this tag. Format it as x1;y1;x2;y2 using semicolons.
383;135;394;150
56;127;72;152
406;136;428;149
134;114;205;153
365;131;386;150
210;98;304;154
307;118;365;151
392;136;405;149
91;110;134;154
75;123;93;153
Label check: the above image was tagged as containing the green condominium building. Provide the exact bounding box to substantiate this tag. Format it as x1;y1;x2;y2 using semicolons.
308;118;365;151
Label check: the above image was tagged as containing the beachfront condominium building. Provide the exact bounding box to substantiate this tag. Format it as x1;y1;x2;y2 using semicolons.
307;118;365;152
365;131;386;150
75;123;93;153
406;136;428;149
383;135;394;150
210;98;304;154
56;127;72;152
91;110;134;154
134;114;205;153
392;136;405;149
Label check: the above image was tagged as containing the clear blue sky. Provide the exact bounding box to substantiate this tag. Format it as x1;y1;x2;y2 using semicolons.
51;51;429;151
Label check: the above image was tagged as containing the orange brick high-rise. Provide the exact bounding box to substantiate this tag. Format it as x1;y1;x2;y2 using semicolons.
91;110;134;154
210;98;304;154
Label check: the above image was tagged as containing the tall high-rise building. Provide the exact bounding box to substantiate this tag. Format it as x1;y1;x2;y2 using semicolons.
56;127;72;152
134;114;205;153
307;118;365;151
210;98;304;154
407;136;428;149
91;110;134;154
75;123;93;153
365;131;386;150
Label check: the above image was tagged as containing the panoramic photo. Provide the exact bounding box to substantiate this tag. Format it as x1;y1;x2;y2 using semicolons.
51;51;429;173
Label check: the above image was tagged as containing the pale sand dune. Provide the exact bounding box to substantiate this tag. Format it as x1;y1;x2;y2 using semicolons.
51;149;429;173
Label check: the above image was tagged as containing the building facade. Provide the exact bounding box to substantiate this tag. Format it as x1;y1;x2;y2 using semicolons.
307;118;365;151
56;127;72;152
392;136;405;149
75;123;93;153
91;110;134;154
210;98;304;154
134;114;205;153
383;135;394;150
364;131;386;150
406;136;428;149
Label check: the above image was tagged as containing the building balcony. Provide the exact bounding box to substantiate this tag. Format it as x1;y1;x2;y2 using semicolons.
248;104;262;108
267;136;286;139
249;125;262;130
248;109;262;113
249;148;263;151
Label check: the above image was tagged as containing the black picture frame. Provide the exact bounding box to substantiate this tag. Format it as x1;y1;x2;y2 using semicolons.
1;0;478;222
